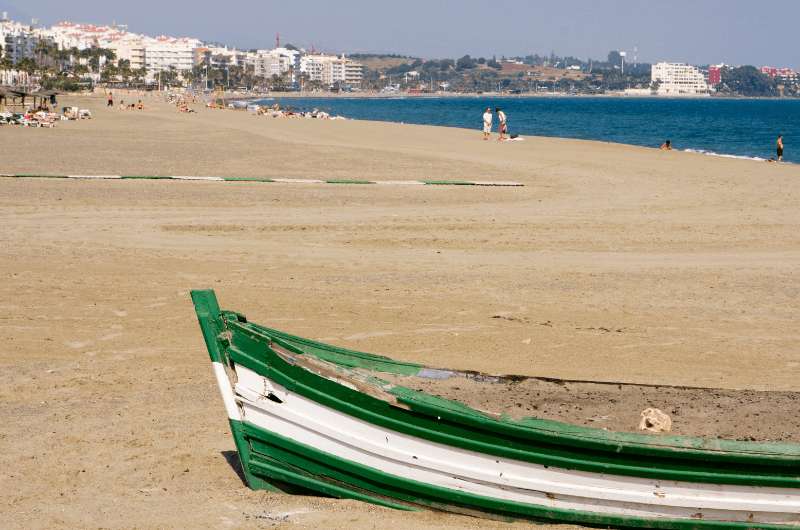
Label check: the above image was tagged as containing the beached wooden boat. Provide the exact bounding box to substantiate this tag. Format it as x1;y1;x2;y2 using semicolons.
192;290;800;528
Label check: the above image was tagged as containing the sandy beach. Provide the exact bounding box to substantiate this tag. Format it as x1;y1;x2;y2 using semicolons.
1;93;798;529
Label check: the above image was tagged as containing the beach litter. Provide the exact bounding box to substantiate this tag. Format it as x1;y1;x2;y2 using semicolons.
639;407;672;433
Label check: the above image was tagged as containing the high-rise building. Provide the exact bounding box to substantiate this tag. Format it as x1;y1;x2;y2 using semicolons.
1;19;42;64
651;63;710;95
344;60;364;86
707;65;723;86
253;47;300;80
300;54;363;86
144;37;200;73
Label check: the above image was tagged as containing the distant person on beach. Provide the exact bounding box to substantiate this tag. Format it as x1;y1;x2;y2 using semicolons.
107;92;113;107
660;140;672;151
137;100;144;110
496;107;507;141
482;107;492;140
777;135;784;162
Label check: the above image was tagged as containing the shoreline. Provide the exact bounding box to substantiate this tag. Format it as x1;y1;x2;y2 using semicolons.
236;91;800;101
234;95;796;165
2;93;794;168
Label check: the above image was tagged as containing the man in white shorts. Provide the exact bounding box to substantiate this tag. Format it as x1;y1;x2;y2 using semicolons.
482;107;492;140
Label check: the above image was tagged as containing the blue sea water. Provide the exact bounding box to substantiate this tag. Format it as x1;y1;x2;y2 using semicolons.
259;96;799;164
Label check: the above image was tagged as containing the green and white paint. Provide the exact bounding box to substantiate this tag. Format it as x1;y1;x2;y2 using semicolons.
191;290;800;529
0;174;523;186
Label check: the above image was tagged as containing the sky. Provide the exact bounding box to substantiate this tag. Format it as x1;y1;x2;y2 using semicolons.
2;0;798;68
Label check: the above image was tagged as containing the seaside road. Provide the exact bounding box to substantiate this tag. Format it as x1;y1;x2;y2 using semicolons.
0;93;798;529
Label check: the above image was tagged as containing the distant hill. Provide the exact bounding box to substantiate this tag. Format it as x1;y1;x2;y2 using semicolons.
349;54;419;70
501;64;590;81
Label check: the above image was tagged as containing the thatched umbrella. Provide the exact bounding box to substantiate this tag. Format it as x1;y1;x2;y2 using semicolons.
30;89;60;110
0;88;27;111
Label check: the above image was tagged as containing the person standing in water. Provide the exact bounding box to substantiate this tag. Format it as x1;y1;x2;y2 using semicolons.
482;107;493;140
777;135;784;162
496;107;507;141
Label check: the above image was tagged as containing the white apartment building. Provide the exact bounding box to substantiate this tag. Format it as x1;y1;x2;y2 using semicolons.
345;60;364;85
144;37;200;73
112;40;146;70
43;21;116;50
1;18;41;64
253;47;300;79
300;54;363;86
37;21;201;77
651;62;710;95
299;54;325;81
197;46;251;68
39;21;144;69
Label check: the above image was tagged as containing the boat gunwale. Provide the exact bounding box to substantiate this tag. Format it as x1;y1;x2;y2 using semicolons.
228;317;800;461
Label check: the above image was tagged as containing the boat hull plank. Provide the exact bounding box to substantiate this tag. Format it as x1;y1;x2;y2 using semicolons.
191;290;800;529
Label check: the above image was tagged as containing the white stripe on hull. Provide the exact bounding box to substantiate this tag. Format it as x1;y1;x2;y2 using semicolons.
212;361;241;421
232;364;800;525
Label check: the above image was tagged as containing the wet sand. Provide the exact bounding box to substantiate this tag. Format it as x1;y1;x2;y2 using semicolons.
1;94;798;529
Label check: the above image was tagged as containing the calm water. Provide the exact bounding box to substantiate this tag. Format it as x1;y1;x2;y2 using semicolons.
259;96;799;164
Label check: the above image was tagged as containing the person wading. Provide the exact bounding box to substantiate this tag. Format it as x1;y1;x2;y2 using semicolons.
777;135;784;162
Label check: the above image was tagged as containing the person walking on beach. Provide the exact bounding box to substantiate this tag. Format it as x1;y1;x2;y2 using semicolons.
482;107;493;140
496;107;507;141
777;135;784;162
107;92;113;107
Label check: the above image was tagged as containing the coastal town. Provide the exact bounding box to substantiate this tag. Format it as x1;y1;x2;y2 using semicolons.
1;12;798;98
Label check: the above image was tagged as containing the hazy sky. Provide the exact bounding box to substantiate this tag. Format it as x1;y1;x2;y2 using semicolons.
3;0;798;67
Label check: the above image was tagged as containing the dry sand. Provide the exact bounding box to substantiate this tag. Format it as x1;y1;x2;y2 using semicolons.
382;372;800;442
1;94;798;529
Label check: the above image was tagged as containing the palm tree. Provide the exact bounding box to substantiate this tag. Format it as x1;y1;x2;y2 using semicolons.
0;45;13;70
117;59;132;84
16;57;37;74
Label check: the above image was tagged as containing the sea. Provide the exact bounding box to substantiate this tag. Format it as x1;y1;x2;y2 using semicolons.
256;96;799;164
